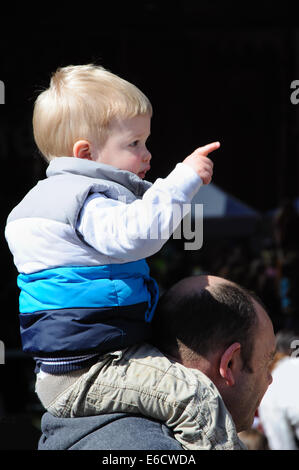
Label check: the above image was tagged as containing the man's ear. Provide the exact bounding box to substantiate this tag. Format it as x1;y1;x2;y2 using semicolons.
219;342;241;386
73;140;92;160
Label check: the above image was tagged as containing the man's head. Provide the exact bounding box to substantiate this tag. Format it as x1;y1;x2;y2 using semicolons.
153;275;276;432
33;64;152;178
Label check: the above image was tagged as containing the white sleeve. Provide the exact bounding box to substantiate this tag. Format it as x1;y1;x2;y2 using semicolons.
77;163;202;262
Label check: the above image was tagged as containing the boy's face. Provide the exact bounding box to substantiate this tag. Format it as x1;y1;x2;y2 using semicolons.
93;114;152;179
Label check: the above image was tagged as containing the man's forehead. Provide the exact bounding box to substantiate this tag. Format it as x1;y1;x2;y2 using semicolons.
251;298;271;327
252;300;276;354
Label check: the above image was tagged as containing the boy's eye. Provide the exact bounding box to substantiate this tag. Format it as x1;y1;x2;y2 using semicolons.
129;140;139;147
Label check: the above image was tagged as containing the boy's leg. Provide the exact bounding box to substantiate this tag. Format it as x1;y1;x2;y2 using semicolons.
35;368;90;410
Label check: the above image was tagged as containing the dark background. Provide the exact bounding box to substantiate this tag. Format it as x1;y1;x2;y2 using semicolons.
0;2;299;450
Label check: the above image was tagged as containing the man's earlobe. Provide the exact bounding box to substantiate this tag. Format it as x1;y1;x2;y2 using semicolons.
219;342;241;386
73;140;92;160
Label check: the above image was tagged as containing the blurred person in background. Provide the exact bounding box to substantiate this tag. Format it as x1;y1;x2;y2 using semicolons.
258;329;299;449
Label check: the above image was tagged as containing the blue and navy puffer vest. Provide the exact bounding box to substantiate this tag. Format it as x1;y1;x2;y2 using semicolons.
5;158;159;373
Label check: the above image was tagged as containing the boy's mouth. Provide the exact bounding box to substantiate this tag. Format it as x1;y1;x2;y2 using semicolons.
138;168;150;179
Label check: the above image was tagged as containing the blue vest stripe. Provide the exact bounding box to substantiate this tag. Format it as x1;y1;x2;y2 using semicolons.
18;260;157;314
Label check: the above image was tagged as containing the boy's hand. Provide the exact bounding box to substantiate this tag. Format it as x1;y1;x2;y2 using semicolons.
183;142;220;185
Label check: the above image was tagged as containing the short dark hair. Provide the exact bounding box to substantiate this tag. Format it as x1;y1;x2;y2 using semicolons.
152;280;260;372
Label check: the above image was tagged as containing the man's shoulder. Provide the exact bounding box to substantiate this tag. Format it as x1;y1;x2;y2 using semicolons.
38;412;183;451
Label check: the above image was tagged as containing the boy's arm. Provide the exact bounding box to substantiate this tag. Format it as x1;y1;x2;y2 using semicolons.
77;143;220;261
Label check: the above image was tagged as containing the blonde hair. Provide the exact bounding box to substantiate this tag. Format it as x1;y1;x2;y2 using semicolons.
33;64;152;161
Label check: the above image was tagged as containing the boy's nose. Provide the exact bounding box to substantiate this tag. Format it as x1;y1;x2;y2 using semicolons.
143;152;152;163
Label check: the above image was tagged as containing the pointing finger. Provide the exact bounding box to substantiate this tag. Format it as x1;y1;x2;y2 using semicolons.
196;141;220;157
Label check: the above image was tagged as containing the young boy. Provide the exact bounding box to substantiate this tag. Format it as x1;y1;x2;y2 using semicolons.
5;64;221;449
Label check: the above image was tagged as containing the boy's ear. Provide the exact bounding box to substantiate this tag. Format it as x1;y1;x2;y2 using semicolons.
73;140;92;160
219;342;241;387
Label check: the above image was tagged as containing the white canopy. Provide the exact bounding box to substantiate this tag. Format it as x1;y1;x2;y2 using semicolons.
191;183;259;218
189;184;260;238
